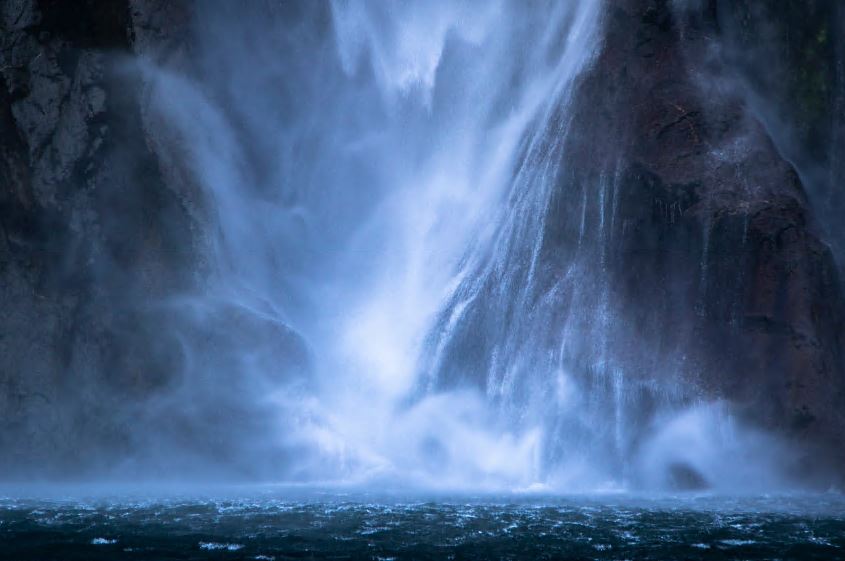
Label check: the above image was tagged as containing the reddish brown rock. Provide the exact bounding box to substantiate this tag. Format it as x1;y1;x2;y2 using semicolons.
551;0;845;482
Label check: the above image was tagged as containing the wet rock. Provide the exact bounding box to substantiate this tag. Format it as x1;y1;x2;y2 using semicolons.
666;461;709;491
0;0;198;477
0;0;313;478
550;0;845;483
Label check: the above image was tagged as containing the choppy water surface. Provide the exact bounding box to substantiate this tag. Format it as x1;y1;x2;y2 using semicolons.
0;490;843;560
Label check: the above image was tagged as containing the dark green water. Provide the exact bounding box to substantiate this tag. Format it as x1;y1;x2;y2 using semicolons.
1;490;843;560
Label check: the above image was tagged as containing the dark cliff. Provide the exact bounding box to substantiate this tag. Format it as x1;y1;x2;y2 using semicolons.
550;0;845;482
0;0;195;476
715;0;845;262
0;0;311;479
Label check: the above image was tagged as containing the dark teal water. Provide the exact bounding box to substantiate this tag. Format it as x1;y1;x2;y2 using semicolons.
1;490;843;560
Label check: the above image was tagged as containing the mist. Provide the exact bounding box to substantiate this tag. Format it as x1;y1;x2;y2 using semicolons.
133;0;614;488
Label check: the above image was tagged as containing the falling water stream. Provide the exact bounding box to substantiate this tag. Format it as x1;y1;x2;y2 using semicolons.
127;0;794;492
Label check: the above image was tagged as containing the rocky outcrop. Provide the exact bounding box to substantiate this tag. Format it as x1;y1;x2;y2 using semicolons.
713;0;845;263
0;0;195;475
547;0;845;483
0;0;313;481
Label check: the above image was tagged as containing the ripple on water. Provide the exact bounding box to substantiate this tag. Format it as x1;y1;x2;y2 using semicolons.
198;542;244;551
0;493;843;560
720;539;757;546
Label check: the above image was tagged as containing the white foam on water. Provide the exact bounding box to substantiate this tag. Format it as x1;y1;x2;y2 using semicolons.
199;542;244;551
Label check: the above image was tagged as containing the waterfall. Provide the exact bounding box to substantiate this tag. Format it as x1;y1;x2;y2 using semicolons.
323;0;605;490
132;0;792;491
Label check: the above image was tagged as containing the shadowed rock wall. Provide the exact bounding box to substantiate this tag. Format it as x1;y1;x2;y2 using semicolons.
548;0;845;482
0;0;199;476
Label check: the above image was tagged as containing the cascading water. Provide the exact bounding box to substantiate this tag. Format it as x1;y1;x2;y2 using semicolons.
134;0;790;491
322;0;607;490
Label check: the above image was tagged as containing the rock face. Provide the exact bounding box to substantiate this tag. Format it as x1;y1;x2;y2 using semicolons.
417;0;845;487
714;0;845;261
0;0;311;479
0;0;193;475
549;0;845;481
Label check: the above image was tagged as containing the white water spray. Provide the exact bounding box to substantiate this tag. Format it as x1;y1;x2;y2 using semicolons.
133;0;791;491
